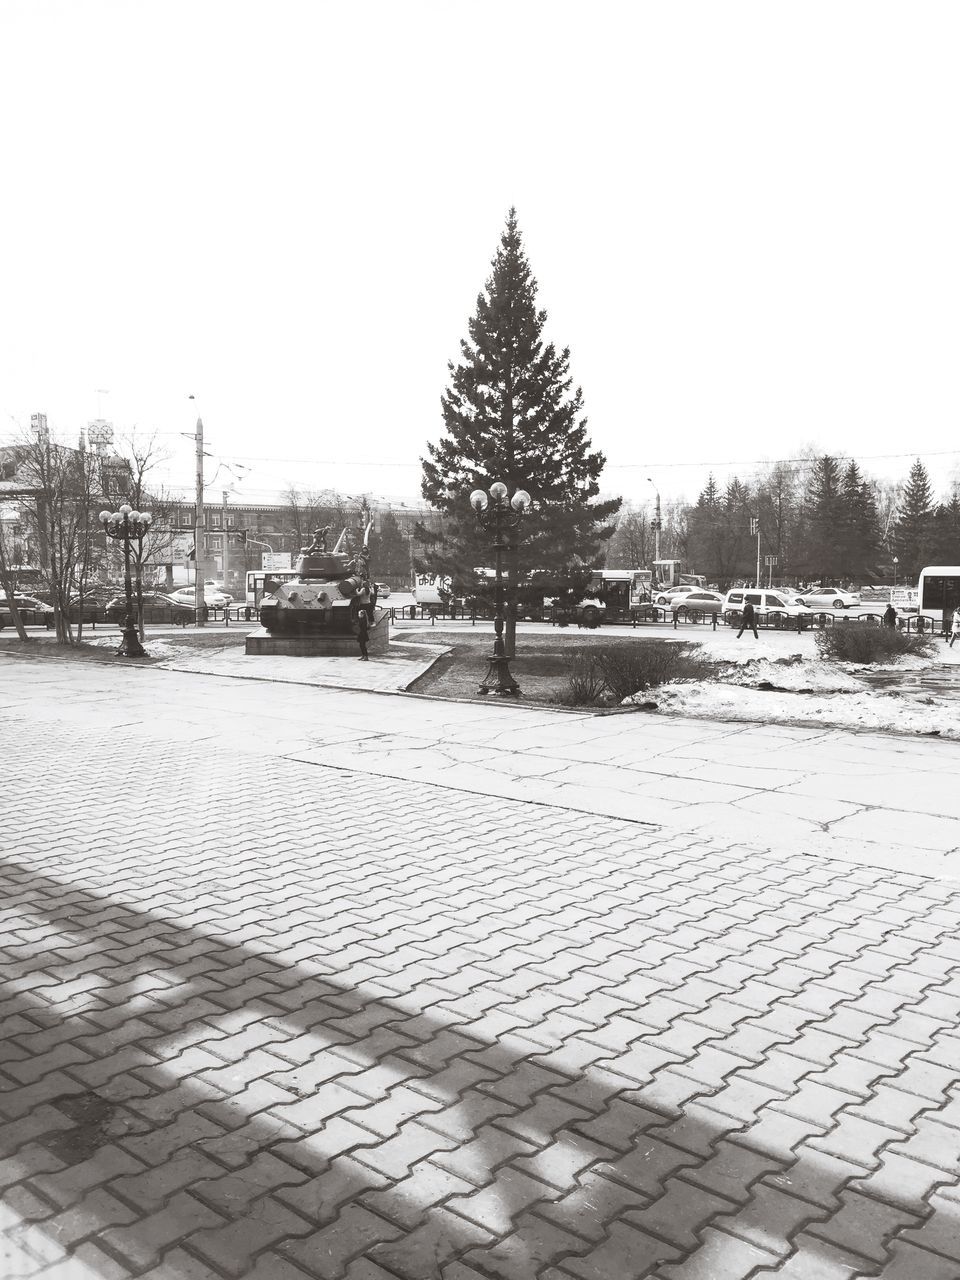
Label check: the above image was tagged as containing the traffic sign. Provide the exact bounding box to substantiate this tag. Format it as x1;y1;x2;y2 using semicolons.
764;555;778;566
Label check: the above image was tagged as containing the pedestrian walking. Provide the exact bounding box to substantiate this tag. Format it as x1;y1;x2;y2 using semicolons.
948;605;960;648
883;604;898;629
356;609;369;661
737;600;758;639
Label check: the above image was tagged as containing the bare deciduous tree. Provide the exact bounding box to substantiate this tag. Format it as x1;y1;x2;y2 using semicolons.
15;425;100;644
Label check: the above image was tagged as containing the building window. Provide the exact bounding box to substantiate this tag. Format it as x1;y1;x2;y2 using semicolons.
181;513;193;528
210;537;222;551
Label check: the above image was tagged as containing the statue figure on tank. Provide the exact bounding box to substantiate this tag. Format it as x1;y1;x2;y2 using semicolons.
247;518;387;657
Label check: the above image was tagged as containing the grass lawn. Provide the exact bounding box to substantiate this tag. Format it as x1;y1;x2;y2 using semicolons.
404;630;658;706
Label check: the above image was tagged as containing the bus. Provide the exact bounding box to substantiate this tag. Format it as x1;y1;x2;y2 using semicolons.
918;566;960;633
584;570;654;621
245;569;299;607
543;569;657;625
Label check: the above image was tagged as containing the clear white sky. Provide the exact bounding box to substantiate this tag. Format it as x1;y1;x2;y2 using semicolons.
1;1;958;510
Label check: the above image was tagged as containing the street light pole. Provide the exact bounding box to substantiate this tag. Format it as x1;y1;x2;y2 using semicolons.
222;489;230;589
99;504;152;658
470;481;531;696
195;417;205;627
646;477;661;566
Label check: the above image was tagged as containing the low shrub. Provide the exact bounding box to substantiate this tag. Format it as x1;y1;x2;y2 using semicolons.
814;626;937;664
595;640;711;701
551;641;711;706
549;651;608;705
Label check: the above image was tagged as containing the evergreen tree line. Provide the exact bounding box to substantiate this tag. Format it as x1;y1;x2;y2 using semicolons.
606;456;960;588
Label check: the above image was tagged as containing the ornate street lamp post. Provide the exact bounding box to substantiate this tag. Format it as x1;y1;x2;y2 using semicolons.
98;504;152;658
470;481;531;696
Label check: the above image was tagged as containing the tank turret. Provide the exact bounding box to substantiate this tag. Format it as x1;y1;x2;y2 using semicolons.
259;524;376;635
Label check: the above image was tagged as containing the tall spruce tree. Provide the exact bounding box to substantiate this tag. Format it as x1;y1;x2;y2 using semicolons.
839;460;880;582
932;488;960;564
421;210;620;652
895;458;934;579
685;474;755;587
806;455;844;582
685;476;721;583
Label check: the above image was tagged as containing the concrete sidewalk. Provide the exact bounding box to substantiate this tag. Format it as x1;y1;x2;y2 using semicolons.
2;653;960;1279
4;650;960;880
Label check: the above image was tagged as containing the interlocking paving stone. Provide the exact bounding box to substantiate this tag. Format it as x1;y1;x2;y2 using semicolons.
4;692;960;1278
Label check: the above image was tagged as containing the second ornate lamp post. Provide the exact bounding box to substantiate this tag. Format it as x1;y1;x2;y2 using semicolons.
470;481;531;696
99;504;152;658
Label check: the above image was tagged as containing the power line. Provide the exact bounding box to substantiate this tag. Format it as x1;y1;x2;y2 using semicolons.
5;428;957;477
153;443;960;472
606;448;960;470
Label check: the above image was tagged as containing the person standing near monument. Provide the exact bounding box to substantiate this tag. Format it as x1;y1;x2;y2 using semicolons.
356;608;369;660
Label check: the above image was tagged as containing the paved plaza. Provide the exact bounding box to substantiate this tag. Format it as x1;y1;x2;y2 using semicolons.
2;650;960;1279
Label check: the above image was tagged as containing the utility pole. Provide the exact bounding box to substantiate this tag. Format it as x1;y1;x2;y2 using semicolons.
195;418;205;626
222;489;229;588
751;516;761;588
647;478;661;582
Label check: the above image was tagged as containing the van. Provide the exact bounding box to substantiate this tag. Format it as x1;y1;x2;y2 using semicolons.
722;589;810;626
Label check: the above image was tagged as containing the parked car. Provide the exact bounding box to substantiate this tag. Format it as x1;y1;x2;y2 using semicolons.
104;593;197;625
167;585;233;608
672;589;725;617
653;585;700;605
31;586;123;622
722;589;811;626
800;587;861;609
66;587;123;622
0;594;56;628
374;583;391;598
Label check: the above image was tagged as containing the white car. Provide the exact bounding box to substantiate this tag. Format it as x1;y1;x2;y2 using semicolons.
653;585;700;605
168;585;234;608
722;589;811;624
801;587;861;609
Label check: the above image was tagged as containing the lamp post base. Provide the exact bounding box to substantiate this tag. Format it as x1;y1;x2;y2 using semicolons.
478;655;521;696
116;617;146;659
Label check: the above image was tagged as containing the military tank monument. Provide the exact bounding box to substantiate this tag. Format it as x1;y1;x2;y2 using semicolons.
245;522;389;657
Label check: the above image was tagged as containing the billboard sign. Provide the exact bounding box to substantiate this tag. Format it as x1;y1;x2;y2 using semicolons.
261;552;292;571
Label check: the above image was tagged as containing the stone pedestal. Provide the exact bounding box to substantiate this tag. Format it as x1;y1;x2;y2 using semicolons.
245;609;390;657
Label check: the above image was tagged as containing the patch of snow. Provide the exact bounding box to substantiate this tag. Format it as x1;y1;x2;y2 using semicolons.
85;636;185;660
663;636;791;665
716;658;865;693
629;676;954;738
853;654;933;672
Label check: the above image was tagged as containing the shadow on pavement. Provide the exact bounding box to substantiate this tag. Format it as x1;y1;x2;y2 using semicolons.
1;849;959;1279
